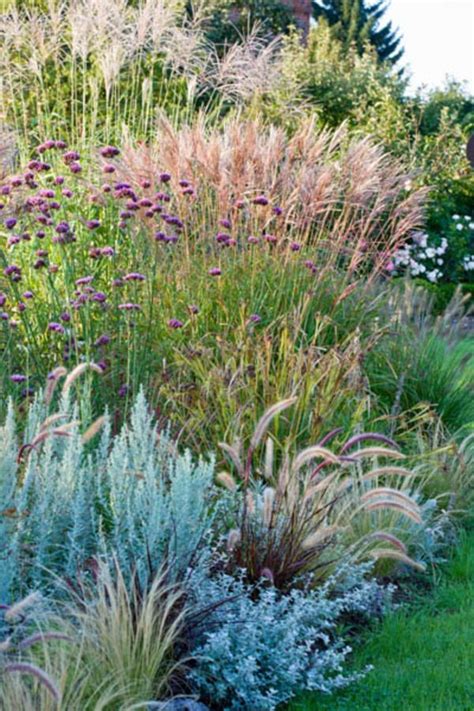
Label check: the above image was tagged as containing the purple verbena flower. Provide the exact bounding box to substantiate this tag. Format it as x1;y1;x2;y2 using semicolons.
70;162;82;174
101;246;115;256
86;219;101;230
168;318;183;329
208;267;222;276
160;172;171;183
253;195;269;206
290;241;301;252
5;217;17;229
10;374;27;383
76;275;94;286
4;264;21;277
118;302;141;310
23;291;34;299
123;272;146;282
48;322;65;333
55;221;70;234
103;164;116;174
100;146;120;158
63;150;80;164
92;291;107;303
249;313;262;323
94;334;110;347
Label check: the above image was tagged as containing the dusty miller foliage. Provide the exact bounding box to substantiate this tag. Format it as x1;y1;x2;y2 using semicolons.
0;390;215;601
188;564;390;710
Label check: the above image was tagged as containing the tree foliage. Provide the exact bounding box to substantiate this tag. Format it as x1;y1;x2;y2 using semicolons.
312;0;404;64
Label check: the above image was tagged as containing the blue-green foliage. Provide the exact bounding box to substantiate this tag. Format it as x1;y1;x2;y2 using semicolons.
189;567;389;710
0;391;215;601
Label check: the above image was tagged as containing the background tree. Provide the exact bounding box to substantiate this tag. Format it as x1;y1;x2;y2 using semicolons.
312;0;404;64
187;0;294;46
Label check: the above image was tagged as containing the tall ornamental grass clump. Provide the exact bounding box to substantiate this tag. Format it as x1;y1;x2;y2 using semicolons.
0;0;289;146
0;124;426;450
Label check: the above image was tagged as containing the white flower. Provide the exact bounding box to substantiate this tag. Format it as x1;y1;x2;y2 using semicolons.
437;259;443;265
456;223;463;231
464;215;470;221
453;214;460;221
469;223;474;230
427;270;438;283
441;237;448;248
404;179;412;191
425;248;436;258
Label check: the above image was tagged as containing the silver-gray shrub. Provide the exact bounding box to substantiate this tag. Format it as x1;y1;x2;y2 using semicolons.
0;390;215;601
188;564;390;711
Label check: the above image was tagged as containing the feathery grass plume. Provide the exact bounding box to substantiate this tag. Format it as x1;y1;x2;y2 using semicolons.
39;412;69;432
264;437;274;480
220;403;426;587
62;363;103;394
216;471;237;491
120;116;427;267
44;367;68;405
302;525;346;549
370;548;426;571
367;531;408;553
81;415;106;443
4;592;40;622
262;487;275;527
3;663;60;702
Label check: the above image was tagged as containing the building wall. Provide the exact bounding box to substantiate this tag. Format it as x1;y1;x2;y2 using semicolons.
282;0;312;36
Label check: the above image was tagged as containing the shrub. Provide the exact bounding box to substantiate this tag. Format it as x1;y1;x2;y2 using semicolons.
189;566;390;710
0;387;216;600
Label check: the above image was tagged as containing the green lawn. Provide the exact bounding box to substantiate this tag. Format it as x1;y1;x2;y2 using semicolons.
289;531;474;711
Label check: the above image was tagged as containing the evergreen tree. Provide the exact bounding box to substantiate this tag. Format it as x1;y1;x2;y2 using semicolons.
312;0;403;64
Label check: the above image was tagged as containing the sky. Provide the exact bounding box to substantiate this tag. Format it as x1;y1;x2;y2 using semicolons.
386;0;474;93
